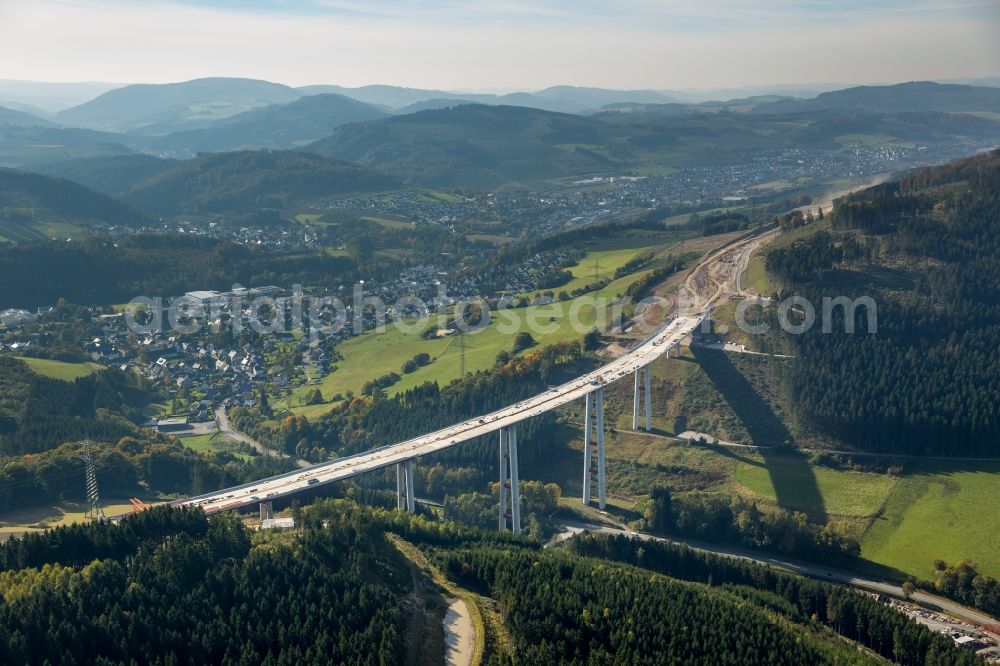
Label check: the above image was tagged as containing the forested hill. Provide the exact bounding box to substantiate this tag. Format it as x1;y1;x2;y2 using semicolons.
0;356;151;456
0;168;146;228
755;81;1000;114
0;234;358;307
53;77;301;134
117;150;398;214
32;154;177;197
0;104;53;127
766;149;1000;455
0;507;403;665
147;93;390;154
307;101;1000;189
306;104;619;188
0;501;979;665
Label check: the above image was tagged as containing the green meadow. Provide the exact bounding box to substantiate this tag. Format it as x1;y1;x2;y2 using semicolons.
861;461;1000;579
15;356;103;381
279;241;677;418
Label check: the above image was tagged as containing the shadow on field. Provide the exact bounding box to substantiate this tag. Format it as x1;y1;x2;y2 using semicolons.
690;346;827;522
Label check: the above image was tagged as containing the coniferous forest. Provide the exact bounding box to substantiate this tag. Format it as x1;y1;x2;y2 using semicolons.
767;149;1000;455
0;502;982;665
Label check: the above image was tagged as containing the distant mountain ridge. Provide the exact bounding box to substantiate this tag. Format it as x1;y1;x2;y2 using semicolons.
755;81;1000;115
306;83;678;114
815;81;1000;113
55;77;301;133
306;104;620;188
307;100;1000;188
0;125;134;169
144;93;390;156
0;79;123;115
3;78;1000;190
0;105;54;128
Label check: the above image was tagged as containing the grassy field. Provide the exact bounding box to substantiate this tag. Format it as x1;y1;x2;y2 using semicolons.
0;500;153;536
557;246;655;295
861;461;1000;579
176;433;218;453
421;191;463;203
535;409;897;524
734;458;895;518
280;241;674;418
15;356;103;381
176;432;254;461
360;215;414;230
466;233;515;246
834;134;914;149
0;220;83;243
283;281;630;418
742;255;770;295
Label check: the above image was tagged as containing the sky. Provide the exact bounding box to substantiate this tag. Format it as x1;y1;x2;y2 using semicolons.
0;0;997;91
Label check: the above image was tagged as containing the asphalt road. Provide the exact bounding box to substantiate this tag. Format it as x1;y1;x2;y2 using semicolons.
215;406;310;469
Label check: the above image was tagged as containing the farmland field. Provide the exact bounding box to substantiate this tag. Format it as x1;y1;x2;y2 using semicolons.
861;461;1000;579
283;278;636;419
360;215;413;229
734;457;896;517
280;240;677;418
15;356;103;381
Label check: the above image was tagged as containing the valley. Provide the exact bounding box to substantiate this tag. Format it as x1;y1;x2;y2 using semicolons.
0;48;999;663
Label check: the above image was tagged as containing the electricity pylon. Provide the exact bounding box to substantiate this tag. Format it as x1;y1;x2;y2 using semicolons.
79;440;105;520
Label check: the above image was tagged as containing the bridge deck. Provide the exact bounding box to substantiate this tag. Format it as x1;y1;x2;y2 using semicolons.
174;315;701;513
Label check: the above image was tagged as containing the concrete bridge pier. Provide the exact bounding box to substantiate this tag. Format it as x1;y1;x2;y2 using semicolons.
582;388;606;509
259;500;273;521
406;460;415;513
632;370;641;430
499;424;521;534
644;364;652;432
396;460;415;513
632;365;652;432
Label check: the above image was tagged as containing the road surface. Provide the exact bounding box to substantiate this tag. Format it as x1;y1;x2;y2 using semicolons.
684;226;780;308
215;406;310;469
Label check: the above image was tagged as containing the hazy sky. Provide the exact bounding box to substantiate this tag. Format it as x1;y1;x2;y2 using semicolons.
0;0;997;90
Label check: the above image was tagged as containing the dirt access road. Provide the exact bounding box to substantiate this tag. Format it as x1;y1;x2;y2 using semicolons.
683;175;896;309
683;226;780;309
443;599;475;666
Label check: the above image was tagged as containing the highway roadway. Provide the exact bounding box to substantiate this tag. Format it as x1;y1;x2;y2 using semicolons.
174;314;703;514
